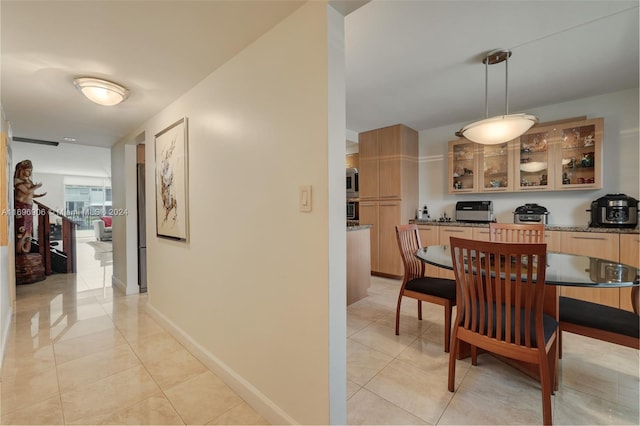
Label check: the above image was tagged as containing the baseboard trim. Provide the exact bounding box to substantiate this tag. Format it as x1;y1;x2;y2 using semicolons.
112;275;126;294
0;303;13;378
145;303;297;425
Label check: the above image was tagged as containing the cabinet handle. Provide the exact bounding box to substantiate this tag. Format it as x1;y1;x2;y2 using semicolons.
443;229;466;233
572;236;608;241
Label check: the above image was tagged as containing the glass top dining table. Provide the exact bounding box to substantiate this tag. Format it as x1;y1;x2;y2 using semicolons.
415;245;640;288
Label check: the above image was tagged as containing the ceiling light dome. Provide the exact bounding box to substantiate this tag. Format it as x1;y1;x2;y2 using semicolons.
73;77;129;106
457;49;537;145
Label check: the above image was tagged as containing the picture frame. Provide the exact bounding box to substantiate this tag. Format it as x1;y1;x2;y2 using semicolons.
154;117;189;241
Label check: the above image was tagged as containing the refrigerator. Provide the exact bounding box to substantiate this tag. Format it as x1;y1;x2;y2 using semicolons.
137;163;147;292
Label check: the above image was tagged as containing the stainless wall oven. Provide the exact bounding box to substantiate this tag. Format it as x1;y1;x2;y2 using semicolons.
347;201;359;220
346;168;359;198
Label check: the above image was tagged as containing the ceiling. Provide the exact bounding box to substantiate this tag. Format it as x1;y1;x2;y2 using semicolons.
2;1;638;153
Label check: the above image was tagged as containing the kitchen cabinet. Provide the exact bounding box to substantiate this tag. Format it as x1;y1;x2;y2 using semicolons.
472;227;491;241
619;233;639;312
479;142;515;191
438;226;473;279
358;124;418;277
560;231;620;308
418;225;440;278
448;117;603;193
347;226;371;305
544;230;562;252
345;153;359;169
449;139;477;193
515;125;553;191
554;118;603;190
359;201;379;272
360;200;403;277
449;139;517;193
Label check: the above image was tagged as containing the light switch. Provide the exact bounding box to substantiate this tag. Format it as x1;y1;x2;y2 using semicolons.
299;185;312;212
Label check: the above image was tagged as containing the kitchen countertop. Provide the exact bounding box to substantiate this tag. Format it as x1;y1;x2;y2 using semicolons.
408;219;640;234
347;221;372;231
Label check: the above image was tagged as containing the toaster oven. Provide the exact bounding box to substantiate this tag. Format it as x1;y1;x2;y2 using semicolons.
455;201;494;222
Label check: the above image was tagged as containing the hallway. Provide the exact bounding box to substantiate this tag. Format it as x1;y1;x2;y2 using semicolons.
1;234;267;425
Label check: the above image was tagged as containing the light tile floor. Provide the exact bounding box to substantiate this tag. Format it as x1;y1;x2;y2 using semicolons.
1;234;267;425
347;276;640;425
3;237;638;425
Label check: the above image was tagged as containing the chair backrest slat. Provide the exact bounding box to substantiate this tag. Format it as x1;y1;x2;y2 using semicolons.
489;223;545;243
395;224;425;283
450;237;548;349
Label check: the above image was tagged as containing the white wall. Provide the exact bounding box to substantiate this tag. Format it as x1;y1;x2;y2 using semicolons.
419;88;640;225
110;142;138;295
113;2;345;424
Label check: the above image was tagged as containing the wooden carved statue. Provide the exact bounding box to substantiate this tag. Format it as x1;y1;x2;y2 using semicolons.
14;160;46;254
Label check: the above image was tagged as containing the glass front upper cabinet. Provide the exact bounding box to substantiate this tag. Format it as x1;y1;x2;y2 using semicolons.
480;141;513;191
449;139;477;193
516;126;553;191
555;118;603;190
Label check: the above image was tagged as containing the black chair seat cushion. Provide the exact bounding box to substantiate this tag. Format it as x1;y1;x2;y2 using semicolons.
405;277;456;301
560;296;640;338
462;302;557;346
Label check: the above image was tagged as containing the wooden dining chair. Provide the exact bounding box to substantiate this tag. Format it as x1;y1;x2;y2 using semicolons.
489;222;545;243
395;224;457;352
558;296;639;353
448;237;557;426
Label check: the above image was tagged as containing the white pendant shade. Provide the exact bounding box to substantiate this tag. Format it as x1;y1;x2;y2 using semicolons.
457;49;537;144
73;77;129;106
460;114;538;145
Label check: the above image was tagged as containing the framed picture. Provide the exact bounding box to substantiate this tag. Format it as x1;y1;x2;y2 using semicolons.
154;117;189;241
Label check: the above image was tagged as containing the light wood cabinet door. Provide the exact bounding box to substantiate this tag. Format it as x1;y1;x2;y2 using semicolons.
439;226;473;279
478;142;514;192
560;231;620;308
554;117;603;190
345;154;359;169
378;126;402;199
449;139;478;194
619;233;640;312
418;225;440;277
358;202;378;272
358;131;378;200
544;230;561;252
515;124;554;191
378;202;403;277
472;227;491;241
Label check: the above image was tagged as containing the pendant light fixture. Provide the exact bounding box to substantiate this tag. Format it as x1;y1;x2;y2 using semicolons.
73;77;129;106
457;49;537;145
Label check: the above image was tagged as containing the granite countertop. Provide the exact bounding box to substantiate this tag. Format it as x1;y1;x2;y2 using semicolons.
347;220;373;231
409;219;640;234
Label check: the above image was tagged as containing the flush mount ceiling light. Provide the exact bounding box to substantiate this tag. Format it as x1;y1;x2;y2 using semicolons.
457;49;537;145
73;77;129;106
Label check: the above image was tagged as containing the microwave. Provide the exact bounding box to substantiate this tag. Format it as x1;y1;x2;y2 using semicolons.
346;168;359;198
347;201;359;220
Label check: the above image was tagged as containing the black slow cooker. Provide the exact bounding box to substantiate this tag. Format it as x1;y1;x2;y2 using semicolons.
588;194;638;228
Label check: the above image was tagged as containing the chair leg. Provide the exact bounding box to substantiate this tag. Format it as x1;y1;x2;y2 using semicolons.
448;328;459;392
558;329;563;359
538;351;553;426
471;345;478;366
444;303;452;353
395;293;403;335
417;300;422;320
